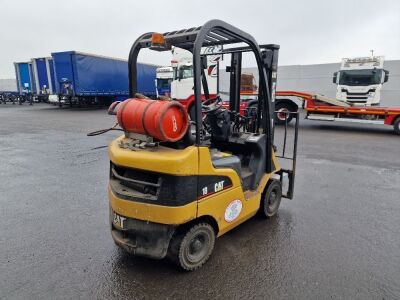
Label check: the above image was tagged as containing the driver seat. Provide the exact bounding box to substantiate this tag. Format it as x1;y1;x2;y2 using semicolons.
210;149;242;178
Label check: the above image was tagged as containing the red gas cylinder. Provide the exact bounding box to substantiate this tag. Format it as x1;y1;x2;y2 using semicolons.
116;98;189;142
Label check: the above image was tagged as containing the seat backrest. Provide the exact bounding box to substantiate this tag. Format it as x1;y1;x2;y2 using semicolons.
247;135;266;189
212;154;242;178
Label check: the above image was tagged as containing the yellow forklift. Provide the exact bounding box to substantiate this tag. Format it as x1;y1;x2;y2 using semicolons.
108;20;299;270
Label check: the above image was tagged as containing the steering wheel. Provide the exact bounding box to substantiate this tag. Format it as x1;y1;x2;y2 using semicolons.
202;96;223;113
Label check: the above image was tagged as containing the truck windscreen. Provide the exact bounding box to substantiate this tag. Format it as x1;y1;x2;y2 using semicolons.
180;66;194;79
339;69;382;86
157;78;172;89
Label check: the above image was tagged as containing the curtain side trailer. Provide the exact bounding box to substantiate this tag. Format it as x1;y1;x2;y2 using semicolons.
14;62;36;95
31;57;57;102
51;51;158;106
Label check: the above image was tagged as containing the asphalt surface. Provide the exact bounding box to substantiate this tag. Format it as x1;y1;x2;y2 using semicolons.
1;103;399;299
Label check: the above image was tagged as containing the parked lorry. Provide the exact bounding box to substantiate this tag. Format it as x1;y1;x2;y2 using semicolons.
155;66;173;97
153;47;222;119
242;56;393;126
51;51;157;106
31;57;56;102
14;61;35;104
333;56;389;106
14;61;36;94
170;46;219;118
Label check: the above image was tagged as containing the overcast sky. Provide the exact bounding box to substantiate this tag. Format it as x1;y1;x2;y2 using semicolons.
0;0;399;78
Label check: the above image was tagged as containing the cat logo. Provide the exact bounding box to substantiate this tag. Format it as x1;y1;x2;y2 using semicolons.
214;180;224;192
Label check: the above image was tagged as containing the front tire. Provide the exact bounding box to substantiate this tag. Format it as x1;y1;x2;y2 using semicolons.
169;223;215;271
261;180;282;218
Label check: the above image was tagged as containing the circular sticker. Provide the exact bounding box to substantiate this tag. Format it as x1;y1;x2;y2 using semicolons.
224;199;243;222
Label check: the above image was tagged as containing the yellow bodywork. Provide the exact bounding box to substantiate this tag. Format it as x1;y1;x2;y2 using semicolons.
109;136;280;237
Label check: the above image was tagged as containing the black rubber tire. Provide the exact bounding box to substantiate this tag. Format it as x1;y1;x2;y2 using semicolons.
394;117;400;135
275;102;294;125
261;179;282;218
168;223;215;271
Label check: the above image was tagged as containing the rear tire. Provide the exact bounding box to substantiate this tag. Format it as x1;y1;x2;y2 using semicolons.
394;118;400;135
261;179;282;218
168;223;215;271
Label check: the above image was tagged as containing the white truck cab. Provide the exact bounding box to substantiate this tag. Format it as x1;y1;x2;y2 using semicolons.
333;56;389;106
155;66;173;97
170;47;218;100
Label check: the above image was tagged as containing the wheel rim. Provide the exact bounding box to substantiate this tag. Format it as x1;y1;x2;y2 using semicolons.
277;108;289;121
185;231;210;264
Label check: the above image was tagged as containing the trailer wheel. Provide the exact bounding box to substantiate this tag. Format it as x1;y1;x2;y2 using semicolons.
261;179;282;218
275;102;294;125
169;223;215;271
394;117;400;135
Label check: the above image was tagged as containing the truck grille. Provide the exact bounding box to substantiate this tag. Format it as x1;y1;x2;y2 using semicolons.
347;97;367;100
342;89;375;96
347;92;368;96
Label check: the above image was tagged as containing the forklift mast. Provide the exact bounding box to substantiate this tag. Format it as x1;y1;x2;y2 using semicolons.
223;44;280;172
226;44;280;131
228;52;242;114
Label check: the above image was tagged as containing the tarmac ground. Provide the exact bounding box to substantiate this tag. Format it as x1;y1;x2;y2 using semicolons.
1;103;399;299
